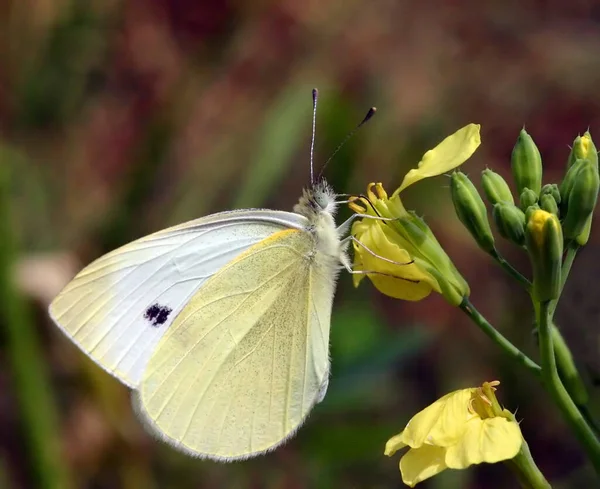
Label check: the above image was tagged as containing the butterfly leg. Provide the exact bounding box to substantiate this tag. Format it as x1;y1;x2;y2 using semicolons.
338;236;418;283
341;235;414;266
339;262;420;284
336;213;398;236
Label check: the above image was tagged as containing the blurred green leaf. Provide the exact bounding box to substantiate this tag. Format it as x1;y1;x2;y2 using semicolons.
323;301;433;411
6;149;54;250
233;83;316;208
0;147;72;489
318;92;363;192
15;3;107;128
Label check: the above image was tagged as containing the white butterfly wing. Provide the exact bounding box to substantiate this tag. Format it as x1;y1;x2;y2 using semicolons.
49;210;308;388
135;228;337;460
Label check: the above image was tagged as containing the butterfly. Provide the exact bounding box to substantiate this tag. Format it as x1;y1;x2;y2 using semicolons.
49;89;377;461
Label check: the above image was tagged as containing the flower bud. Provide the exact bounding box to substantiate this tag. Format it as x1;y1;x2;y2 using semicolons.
519;188;538;211
575;217;592;246
512;128;543;196
567;131;598;170
559;158;587;215
562;159;599;240
540;194;559;216
481;169;514;205
493;203;526;246
526;210;563;302
451;171;495;253
525;204;541;222
540;183;561;204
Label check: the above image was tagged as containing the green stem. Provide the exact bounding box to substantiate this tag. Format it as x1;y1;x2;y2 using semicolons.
582;404;600;437
506;440;552;489
550;324;588;407
460;298;541;376
0;156;72;488
537;300;600;474
545;244;596;427
491;248;532;290
548;243;579;317
561;243;579;287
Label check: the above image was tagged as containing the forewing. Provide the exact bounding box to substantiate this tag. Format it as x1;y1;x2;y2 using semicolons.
136;229;336;460
49;210;307;388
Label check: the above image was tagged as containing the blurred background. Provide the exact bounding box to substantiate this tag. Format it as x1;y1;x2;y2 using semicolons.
2;1;600;488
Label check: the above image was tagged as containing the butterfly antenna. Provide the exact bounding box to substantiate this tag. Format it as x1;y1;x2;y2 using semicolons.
317;106;377;180
310;88;318;185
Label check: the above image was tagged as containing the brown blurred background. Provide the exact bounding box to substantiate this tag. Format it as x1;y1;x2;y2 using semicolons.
1;1;600;488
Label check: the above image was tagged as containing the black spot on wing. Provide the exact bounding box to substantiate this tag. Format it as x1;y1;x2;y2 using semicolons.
144;303;172;327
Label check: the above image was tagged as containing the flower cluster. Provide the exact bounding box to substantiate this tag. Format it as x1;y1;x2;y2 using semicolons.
349;124;600;486
349;124;480;305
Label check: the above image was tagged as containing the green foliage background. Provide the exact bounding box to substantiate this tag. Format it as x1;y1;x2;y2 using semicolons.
1;1;599;488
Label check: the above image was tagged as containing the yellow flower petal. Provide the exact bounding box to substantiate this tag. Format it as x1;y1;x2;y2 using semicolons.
385;432;407;457
400;388;476;448
444;417;522;469
395;124;481;194
400;445;448;487
352;220;436;300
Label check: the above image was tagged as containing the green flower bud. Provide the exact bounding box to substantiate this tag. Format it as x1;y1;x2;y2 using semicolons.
451;171;495;253
567;131;598;170
525;204;541;222
540;183;561;204
481;169;514;205
562;159;599;240
576;217;592;246
540;194;559;216
559;158;587;215
519;187;538;211
526;210;563;302
492;203;526;246
512;128;543;195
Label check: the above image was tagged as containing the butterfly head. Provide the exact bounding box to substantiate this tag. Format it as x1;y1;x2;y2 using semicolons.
294;178;337;219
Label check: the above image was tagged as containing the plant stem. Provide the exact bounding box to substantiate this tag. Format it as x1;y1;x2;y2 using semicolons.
548;242;579;317
506;440;552;489
537;300;600;474
550;323;588;407
0;156;72;488
460;298;541;376
561;243;579;287
544;243;596;427
491;248;532;290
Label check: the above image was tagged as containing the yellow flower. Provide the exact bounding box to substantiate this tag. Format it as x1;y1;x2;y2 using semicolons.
525;209;563;302
349;124;480;305
384;381;522;487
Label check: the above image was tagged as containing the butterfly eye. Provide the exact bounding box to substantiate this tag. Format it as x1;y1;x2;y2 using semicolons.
314;192;329;209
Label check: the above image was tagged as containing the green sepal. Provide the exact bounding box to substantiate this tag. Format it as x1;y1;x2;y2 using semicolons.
540;194;559;216
526;210;563;302
562;159;599;240
519;188;538;211
482;169;514;205
493;203;526;246
567;131;598;170
512;128;543;195
451;171;495;253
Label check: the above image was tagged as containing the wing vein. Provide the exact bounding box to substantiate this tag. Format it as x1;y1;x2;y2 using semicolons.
145;258;299;402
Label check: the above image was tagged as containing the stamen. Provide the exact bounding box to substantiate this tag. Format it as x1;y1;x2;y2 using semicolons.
480;393;493;406
468;398;476;415
374;182;388;200
367;182;378;202
348;199;366;213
